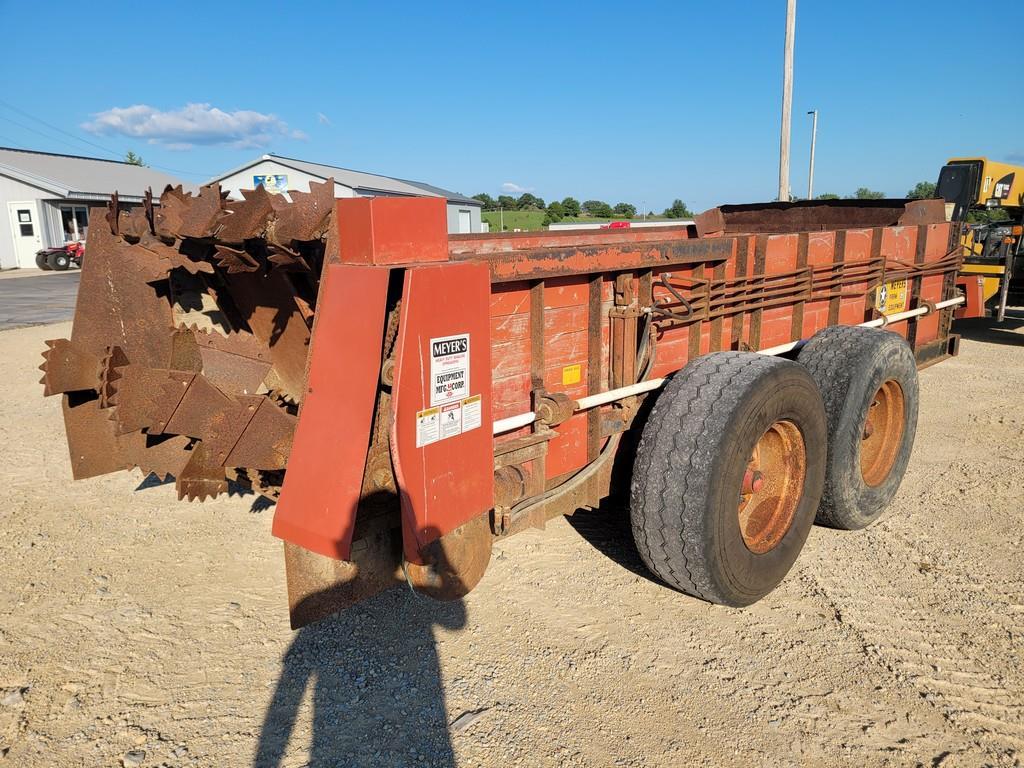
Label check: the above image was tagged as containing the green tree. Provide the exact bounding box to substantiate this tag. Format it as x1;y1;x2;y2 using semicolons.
472;193;496;210
906;181;937;199
967;207;1010;224
612;202;636;218
497;195;516;210
582;199;613;217
816;193;840;200
663;199;694;219
516;193;544;210
854;187;885;200
542;201;565;226
124;151;145;166
561;197;581;217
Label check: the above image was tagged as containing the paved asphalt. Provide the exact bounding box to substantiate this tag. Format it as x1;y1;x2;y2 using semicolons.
0;272;80;330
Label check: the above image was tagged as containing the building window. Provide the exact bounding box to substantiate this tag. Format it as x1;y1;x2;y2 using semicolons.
60;205;89;242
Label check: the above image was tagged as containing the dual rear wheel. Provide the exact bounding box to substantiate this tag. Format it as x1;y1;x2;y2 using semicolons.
630;327;918;606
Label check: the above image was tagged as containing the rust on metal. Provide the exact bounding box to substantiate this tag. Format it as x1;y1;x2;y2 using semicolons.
451;237;732;283
738;420;806;554
860;380;905;487
694;198;946;236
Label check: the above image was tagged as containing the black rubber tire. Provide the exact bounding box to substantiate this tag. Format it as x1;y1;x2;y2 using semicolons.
35;252;52;270
629;352;827;607
47;251;70;271
797;326;919;530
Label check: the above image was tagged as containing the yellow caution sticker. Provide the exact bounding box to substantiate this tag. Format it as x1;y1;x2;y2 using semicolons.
875;279;908;315
562;364;582;385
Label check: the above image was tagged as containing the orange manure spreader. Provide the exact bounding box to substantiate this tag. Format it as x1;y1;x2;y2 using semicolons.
40;185;964;626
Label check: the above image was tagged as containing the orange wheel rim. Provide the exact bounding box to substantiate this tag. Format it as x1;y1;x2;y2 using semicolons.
860;380;905;487
738;420;806;554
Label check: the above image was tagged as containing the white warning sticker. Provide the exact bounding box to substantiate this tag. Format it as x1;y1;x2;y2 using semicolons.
461;394;482;432
440;402;463;439
415;407;440;447
430;333;470;407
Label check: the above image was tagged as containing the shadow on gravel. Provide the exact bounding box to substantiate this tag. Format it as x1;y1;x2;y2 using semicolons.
566;500;659;584
254;576;466;767
954;311;1024;347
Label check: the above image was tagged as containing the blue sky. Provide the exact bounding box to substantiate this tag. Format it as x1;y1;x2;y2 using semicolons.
1;1;1021;212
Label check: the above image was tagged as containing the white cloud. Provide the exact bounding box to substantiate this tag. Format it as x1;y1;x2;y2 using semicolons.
82;103;301;150
317;112;332;126
501;182;533;194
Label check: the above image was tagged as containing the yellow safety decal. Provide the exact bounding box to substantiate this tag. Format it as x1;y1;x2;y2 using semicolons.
562;364;582;385
874;279;908;315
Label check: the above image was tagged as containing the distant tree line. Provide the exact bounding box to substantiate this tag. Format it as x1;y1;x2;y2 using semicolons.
812;181;938;201
472;192;695;226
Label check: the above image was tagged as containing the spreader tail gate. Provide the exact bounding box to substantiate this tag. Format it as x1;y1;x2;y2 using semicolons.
273;198;495;628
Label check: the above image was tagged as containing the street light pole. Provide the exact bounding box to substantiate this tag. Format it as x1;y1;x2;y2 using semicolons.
807;109;818;200
778;0;797;201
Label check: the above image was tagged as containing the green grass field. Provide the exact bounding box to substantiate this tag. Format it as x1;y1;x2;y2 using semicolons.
481;210;546;231
481;210;679;231
481;211;675;232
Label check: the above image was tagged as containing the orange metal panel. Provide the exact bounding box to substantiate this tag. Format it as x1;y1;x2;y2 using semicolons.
272;264;391;560
336;196;449;265
390;262;495;564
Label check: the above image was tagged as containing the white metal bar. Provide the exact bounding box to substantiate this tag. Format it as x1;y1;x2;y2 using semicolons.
492;411;536;435
573;378;666;411
491;295;965;434
859;295;963;328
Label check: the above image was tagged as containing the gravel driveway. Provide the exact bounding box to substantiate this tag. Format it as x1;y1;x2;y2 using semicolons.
0;316;1021;767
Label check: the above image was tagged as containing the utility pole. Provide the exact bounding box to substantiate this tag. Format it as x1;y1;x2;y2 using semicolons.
806;109;818;199
499;206;504;231
778;0;796;201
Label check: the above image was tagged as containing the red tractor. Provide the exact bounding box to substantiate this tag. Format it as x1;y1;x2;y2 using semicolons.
35;241;84;271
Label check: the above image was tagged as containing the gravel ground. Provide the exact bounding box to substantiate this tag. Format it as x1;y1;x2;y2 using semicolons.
0;316;1021;768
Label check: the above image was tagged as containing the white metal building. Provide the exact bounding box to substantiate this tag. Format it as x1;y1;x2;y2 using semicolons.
0;147;186;270
208;154;483;234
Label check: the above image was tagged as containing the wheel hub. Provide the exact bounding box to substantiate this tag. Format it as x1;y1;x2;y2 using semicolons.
860;379;905;487
738;420;806;554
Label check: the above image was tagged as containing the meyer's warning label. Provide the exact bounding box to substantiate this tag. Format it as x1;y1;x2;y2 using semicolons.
416;407;440;447
875;279;908;315
430;333;470;406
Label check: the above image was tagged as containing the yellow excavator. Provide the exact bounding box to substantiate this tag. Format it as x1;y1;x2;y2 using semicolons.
936;157;1023;320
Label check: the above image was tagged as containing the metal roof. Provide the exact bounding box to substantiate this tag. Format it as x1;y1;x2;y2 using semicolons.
0;147;188;203
209;154;482;207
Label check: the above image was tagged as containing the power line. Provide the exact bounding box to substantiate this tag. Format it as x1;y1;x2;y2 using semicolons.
0;97;123;160
0;103;209;180
0;113;106;157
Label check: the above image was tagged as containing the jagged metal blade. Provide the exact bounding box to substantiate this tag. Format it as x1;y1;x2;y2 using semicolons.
121;432;193;481
138;234;214;276
63;395;134;480
120;207;151;240
69;222;175;369
186;325;272;395
213;244;260;274
218;184;276;243
176;442;228;502
224;397;296;470
39;339;100;397
107;366;190;435
266;244;310;272
98;345;129;407
270;177;335;243
156;184;224;239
